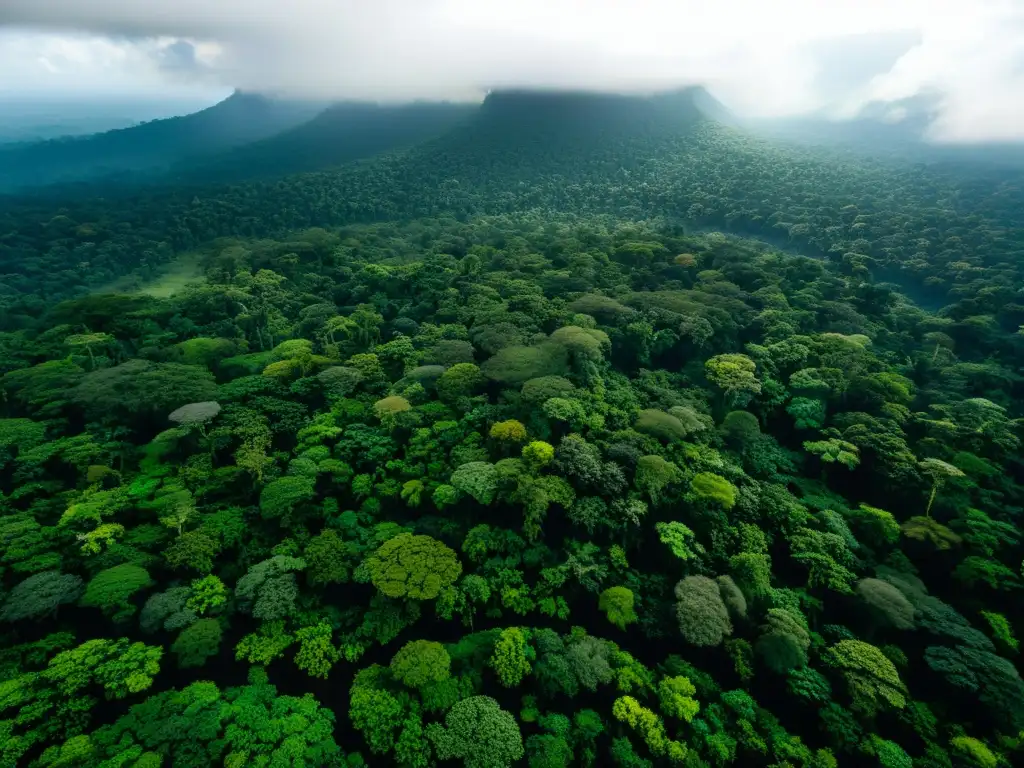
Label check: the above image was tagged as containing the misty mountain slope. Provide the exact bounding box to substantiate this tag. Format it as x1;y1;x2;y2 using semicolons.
750;93;1024;170
410;87;726;181
0;96;221;145
0;92;323;192
170;101;478;183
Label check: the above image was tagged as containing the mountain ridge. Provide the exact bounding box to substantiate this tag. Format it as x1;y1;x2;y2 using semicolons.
0;91;324;192
170;100;478;183
0;85;734;196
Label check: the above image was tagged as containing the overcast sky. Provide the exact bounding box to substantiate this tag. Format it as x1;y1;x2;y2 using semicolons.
2;0;1023;142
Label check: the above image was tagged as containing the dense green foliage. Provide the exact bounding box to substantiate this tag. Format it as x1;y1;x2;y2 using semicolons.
1;87;1023;767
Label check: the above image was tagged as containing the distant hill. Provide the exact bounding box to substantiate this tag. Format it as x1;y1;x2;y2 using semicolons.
179;89;722;186
405;87;729;186
750;93;1024;169
172;101;477;183
0;95;222;145
472;86;726;138
0;92;323;192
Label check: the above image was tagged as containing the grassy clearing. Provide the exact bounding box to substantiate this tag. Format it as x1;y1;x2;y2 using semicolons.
92;254;205;298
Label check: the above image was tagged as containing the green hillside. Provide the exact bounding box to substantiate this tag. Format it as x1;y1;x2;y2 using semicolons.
170;101;477;183
0;92;323;192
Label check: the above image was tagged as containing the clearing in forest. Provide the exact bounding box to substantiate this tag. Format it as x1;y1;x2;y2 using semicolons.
91;253;205;297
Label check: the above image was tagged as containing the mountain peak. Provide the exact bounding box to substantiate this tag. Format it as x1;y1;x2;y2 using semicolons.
478;86;731;132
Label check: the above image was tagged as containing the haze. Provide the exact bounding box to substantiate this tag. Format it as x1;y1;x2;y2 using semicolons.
2;0;1022;142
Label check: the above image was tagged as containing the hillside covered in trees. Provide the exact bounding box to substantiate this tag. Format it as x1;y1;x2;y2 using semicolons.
0;92;323;193
1;88;1023;768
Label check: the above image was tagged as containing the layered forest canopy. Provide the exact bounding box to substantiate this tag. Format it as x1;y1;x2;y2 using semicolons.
1;87;1023;768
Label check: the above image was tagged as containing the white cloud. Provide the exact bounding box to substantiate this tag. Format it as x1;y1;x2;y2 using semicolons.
1;0;1022;141
0;29;226;100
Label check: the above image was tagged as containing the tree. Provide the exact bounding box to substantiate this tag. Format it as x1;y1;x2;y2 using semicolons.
716;576;747;620
140;587;197;633
949;736;1000;768
187;575;228;615
787;397;826;430
363;533;462;600
3;359;86;418
857;578;915;630
918;458;966;516
295;622;341;679
391;640;451;688
64;332;114;369
522;440;555;470
43;638;162;699
165;531;220;573
865;735;912;768
450;461;498;505
167;401;221;436
349;665;405;754
236;620;295;666
427;696;525;768
655;522;704;564
374;395;413;428
259;474;316;519
0;513;61;575
804;437;860;469
611;736;654;768
790;527;856;593
436;362;486;401
924;644;1024;730
80;564;153;622
788;666;833;704
825;640;906;715
689;472;737;509
705;354;761;401
720;409;761;447
482;345;567;386
490;419;528;443
674;576;732;647
634;455;683;505
235;555;305;620
90;672;339;766
847;504;900;547
549;325;609;364
757;608;810;673
0;418;47;464
305;529;354;584
491;627;533;687
901;516;962;550
526;733;572;768
599;587;638;630
730;551;773;600
521;376;575;403
612;696;687;763
1;571;83;622
317;365;364;398
658;676;700;722
634;410;690;442
555;434;604;486
979;611;1018;653
72;359;217;422
172;618;222;668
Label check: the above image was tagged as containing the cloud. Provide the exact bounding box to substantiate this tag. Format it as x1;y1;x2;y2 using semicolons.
0;28;227;100
1;0;1022;141
155;40;204;76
